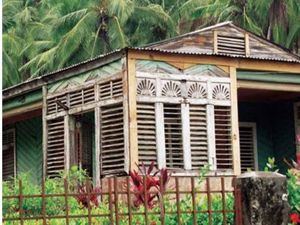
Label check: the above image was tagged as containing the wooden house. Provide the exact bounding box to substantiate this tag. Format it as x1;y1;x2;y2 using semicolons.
3;22;300;184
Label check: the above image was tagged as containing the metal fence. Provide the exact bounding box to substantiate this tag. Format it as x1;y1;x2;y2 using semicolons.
3;176;242;225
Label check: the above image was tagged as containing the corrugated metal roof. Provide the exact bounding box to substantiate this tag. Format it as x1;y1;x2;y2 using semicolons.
3;21;300;98
131;46;300;63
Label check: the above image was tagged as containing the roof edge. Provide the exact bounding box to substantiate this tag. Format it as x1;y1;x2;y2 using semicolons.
3;49;127;100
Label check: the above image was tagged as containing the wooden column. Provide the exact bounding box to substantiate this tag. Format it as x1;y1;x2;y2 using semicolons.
230;67;241;175
94;106;101;185
206;104;216;170
64;115;71;172
94;83;101;185
181;103;192;170
127;54;138;171
155;102;166;169
42;86;48;180
123;57;130;173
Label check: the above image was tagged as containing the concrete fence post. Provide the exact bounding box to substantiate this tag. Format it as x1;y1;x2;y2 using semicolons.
236;172;290;225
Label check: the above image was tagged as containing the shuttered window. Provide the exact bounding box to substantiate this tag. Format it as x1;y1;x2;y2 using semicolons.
136;69;233;173
239;123;257;172
214;106;233;170
164;104;184;168
3;128;16;180
46;118;65;178
100;103;125;175
137;103;157;167
189;105;208;169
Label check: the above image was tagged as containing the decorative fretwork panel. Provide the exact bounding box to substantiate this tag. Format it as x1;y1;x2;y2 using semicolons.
214;106;232;170
100;103;125;175
3;129;15;180
137;103;157;166
239;124;257;172
188;83;207;99
211;83;230;100
164;104;184;168
47;118;65;178
161;81;182;97
189;105;208;169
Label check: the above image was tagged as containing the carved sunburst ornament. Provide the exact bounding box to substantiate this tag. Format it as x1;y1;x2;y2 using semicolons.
188;83;207;98
212;84;230;100
161;81;181;97
137;79;156;96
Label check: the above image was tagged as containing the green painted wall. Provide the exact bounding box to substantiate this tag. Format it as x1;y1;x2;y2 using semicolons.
239;102;296;173
16;117;43;184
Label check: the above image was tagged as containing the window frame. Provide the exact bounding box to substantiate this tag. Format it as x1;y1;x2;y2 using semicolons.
2;128;17;179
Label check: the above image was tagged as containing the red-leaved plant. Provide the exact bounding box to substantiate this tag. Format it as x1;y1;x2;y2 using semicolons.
129;162;171;208
290;212;300;224
75;181;101;208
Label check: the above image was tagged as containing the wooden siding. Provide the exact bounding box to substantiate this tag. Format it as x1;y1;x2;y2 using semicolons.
16;117;43;184
148;22;299;62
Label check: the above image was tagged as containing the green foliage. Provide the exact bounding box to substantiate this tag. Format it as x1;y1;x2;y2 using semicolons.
2;0;299;88
264;157;279;173
287;169;300;213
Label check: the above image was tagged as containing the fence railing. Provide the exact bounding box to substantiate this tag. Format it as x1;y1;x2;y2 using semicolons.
3;176;242;225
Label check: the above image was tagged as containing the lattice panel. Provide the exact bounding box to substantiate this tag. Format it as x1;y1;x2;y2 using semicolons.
164;104;184;168
214;106;233;170
100;103;125;174
47;118;65;178
137;103;157;166
3;129;15;180
189;105;208;169
99;78;123;100
217;35;245;56
239;125;256;172
137;79;156;96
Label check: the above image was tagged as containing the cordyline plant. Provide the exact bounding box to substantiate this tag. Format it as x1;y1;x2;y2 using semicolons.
75;181;101;208
129;162;171;208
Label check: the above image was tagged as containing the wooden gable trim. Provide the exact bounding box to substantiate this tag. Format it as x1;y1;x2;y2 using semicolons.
128;49;300;74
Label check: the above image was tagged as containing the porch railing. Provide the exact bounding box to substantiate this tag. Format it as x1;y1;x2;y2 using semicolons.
3;176;242;225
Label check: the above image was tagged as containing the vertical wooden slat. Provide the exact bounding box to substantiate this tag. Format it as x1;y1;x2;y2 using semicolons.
41;181;46;225
114;177;119;225
245;33;250;57
191;177;197;225
175;177;181;225
126;177;132;224
86;180;92;225
143;176;149;225
19;180;24;225
207;104;216;170
221;177;227;225
64;115;70;172
206;177;212;225
159;176;165;225
64;179;70;225
182;103;191;170
42;86;48;180
213;31;218;54
127;55;139;171
108;178;114;224
230;67;241;175
94;105;101;185
123;59;130;173
155;102;166;168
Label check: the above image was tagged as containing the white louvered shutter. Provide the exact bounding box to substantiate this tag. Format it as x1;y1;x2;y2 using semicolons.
239;123;257;172
137;103;157;167
47;118;65;177
214;106;233;170
189;105;208;169
3;129;16;180
164;104;184;168
100;103;125;175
